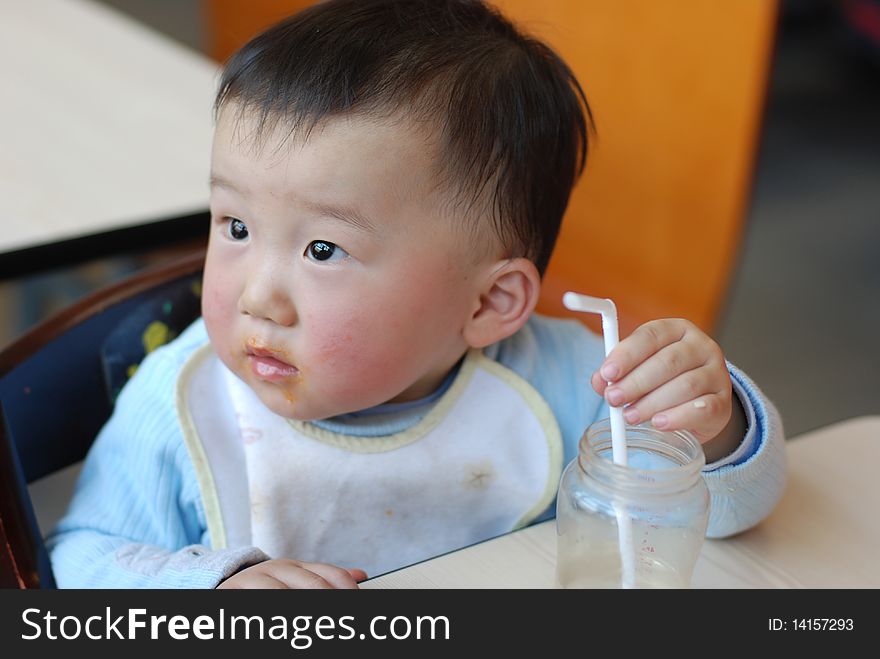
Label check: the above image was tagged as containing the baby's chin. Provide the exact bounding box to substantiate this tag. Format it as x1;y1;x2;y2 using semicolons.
252;385;315;421
250;380;354;422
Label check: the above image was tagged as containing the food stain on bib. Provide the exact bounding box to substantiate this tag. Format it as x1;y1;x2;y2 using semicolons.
463;461;494;490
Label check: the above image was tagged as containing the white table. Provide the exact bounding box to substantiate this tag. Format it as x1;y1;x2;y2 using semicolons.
362;415;880;588
0;0;218;256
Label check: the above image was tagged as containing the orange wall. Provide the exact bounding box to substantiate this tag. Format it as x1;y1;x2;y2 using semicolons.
204;0;316;62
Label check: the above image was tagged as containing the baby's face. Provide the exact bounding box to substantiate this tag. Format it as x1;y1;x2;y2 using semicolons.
203;108;497;420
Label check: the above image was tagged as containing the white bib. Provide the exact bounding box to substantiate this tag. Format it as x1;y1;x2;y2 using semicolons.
177;346;562;578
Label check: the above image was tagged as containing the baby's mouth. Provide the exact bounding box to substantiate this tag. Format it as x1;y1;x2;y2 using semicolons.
246;346;299;381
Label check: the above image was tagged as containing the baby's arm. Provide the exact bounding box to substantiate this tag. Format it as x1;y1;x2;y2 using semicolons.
46;340;267;588
46;437;267;587
511;315;786;539
590;356;787;538
47;334;369;589
698;364;787;538
587;318;787;537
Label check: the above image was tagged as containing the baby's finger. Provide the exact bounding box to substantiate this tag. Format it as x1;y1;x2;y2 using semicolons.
591;370;609;396
255;561;337;589
295;561;363;589
242;574;292;589
603;342;705;409
649;393;729;441
600;319;690;382
617;364;717;424
217;572;290;589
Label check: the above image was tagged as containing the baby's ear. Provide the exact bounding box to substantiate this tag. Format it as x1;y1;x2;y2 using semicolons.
463;257;541;348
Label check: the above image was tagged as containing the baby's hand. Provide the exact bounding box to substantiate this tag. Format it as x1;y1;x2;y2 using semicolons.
217;559;367;589
591;318;732;443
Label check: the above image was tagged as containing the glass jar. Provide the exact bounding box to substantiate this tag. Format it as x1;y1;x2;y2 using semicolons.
556;418;710;588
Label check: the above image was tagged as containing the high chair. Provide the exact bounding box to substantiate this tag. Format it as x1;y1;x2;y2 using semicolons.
0;248;206;588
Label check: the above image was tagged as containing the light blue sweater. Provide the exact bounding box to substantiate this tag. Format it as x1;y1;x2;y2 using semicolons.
47;315;786;588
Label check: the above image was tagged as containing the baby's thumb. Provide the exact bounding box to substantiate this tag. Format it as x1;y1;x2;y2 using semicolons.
347;568;369;582
591;370;608;395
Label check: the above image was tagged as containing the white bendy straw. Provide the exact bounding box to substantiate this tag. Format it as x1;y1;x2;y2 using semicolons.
562;291;627;465
563;291;636;587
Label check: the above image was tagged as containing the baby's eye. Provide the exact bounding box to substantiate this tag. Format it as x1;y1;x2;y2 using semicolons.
306;240;349;263
226;218;249;240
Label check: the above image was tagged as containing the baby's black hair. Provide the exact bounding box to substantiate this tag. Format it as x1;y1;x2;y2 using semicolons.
215;0;593;275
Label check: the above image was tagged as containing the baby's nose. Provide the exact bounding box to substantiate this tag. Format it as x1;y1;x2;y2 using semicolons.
238;266;297;327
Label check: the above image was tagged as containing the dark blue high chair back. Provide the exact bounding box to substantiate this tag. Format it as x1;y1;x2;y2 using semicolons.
0;249;205;588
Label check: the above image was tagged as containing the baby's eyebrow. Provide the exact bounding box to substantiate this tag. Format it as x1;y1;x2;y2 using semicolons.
302;200;378;235
209;174;244;194
209;173;376;234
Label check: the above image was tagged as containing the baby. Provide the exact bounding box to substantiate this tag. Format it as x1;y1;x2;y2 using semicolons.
48;0;786;588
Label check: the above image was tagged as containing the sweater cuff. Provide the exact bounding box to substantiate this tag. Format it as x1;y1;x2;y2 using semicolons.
114;543;270;589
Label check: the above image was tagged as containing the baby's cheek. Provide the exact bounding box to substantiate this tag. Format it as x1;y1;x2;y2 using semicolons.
313;326;363;371
202;278;238;322
201;292;220;326
201;274;220;310
201;285;239;361
311;324;396;396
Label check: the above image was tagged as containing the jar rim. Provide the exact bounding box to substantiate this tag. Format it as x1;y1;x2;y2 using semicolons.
578;418;706;493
